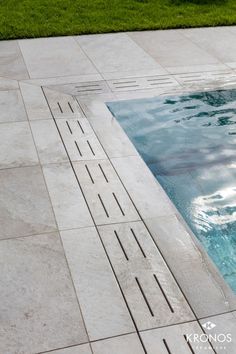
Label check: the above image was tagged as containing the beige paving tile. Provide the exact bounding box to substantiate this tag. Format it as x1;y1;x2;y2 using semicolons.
76;33;165;74
0;76;18;90
20;82;52;120
0;166;57;240
181;27;236;64
0;90;27;123
91;333;144;354
30;119;69;164
129;30;220;69
0;40;28;80
0;121;38;169
61;227;135;340
19;37;98;79
43;163;93;230
0;233;88;354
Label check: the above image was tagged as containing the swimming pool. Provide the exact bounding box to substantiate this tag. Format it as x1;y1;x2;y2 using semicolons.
107;89;236;292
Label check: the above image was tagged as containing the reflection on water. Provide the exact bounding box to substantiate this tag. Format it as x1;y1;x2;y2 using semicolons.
107;89;236;292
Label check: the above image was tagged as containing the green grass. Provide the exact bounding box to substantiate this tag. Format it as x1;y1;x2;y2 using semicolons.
1;0;236;40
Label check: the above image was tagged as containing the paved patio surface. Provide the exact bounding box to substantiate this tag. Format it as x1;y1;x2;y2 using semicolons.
0;27;236;354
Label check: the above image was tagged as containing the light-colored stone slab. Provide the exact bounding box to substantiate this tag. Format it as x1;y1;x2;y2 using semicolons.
0;90;27;123
141;321;215;354
200;312;236;354
22;73;103;86
73;160;140;225
43;163;93;230
20;82;52;120
0;166;57;240
43;344;92;354
87;115;139;158
111;155;175;219
76;33;165;74
49;80;111;96
182;27;236;64
0;40;28;80
129;30;220;69
30;120;68;164
102;68;169;80
0;232;88;354
61;227;135;340
145;215;236;318
99;221;194;330
92;334;144;354
168;63;229;74
107;75;179;92
56;118;107;161
0;76;18;90
0;121;38;169
44;87;84;119
19;36;97;79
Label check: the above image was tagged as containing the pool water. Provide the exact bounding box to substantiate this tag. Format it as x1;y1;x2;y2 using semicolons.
107;89;236;292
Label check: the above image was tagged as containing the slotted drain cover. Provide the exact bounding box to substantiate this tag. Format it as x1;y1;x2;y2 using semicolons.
108;75;179;92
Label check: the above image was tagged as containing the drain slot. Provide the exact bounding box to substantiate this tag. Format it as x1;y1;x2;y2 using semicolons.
98;163;109;183
112;192;125;216
85;164;94;184
77;120;84;134
68;101;74;113
153;274;174;313
163;339;172;354
135;277;154;317
87;140;95;156
98;194;109;218
57;102;63;113
184;335;195;353
114;230;129;260
130;228;146;258
66;121;72;134
74;141;82;156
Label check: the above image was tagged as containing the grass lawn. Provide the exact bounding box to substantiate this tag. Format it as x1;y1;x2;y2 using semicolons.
1;0;236;40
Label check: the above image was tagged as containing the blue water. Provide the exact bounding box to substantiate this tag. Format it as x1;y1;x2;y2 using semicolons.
107;89;236;292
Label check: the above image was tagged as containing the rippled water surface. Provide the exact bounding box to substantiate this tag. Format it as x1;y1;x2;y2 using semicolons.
107;90;236;292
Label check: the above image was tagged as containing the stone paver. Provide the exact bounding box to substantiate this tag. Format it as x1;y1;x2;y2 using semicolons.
0;233;87;354
0;27;236;354
61;227;135;340
0;166;57;240
0;121;38;169
0;89;27;123
0;40;28;80
19;37;97;79
43;162;93;230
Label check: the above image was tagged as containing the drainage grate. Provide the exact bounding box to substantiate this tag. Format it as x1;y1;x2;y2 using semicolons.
73;160;140;225
56;118;106;161
108;75;179;92
140;322;215;354
46;81;111;96
44;88;84;118
98;221;194;330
